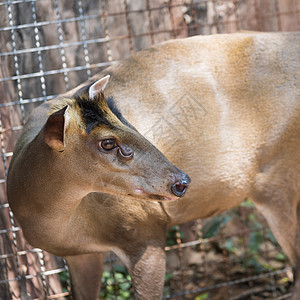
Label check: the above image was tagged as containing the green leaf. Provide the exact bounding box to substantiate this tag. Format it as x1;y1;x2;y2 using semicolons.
276;253;287;261
195;293;209;300
120;282;131;290
247;256;265;273
266;229;279;246
114;272;124;280
225;238;235;252
248;213;263;230
113;265;128;274
249;231;264;253
202;215;232;239
240;198;254;207
165;272;173;281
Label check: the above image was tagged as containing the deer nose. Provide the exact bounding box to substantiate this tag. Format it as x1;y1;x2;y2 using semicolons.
171;173;191;197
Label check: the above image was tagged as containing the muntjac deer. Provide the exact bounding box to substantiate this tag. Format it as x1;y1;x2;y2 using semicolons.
7;32;300;299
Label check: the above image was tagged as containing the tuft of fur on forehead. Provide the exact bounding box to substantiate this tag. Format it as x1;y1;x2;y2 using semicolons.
50;91;134;134
74;92;114;133
50;92;114;134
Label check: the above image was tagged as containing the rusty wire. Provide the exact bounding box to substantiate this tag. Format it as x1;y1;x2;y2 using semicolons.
0;0;299;299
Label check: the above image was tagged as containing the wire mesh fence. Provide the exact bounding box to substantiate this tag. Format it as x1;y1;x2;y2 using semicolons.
0;0;299;299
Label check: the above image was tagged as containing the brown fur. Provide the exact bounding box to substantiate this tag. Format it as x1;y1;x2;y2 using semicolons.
7;32;300;299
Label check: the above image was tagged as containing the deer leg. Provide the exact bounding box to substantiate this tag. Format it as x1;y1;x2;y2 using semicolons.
112;243;166;300
65;253;103;300
110;217;168;300
253;164;300;299
130;245;166;300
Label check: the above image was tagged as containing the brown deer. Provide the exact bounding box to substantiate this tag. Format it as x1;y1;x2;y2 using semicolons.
7;32;300;299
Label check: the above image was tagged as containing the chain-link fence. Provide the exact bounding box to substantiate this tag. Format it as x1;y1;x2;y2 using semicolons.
0;0;299;299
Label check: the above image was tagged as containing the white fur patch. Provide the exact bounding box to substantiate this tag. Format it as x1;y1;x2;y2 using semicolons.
89;75;110;99
63;106;70;147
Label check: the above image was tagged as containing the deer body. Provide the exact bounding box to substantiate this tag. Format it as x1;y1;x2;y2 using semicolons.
7;32;300;299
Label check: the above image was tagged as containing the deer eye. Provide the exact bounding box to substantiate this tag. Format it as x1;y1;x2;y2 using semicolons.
100;139;117;151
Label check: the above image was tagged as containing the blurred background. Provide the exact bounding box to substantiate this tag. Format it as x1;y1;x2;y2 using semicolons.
0;0;299;299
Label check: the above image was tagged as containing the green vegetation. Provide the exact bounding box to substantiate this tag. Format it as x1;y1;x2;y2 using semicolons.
201;200;288;273
100;265;134;299
195;293;209;300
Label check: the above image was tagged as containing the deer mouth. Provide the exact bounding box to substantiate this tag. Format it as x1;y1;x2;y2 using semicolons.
147;194;179;201
131;188;180;201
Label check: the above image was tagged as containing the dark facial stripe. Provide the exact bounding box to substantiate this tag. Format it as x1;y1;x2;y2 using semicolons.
73;82;136;133
74;94;112;134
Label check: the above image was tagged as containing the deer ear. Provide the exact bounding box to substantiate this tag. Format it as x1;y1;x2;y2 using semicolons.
44;106;69;151
89;75;110;100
